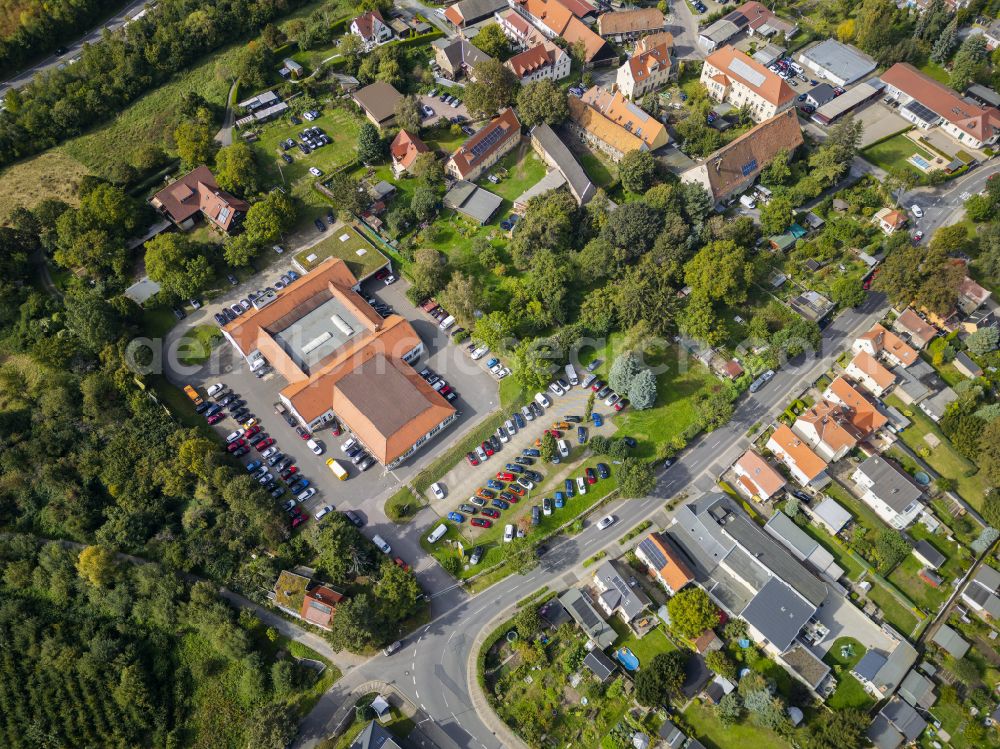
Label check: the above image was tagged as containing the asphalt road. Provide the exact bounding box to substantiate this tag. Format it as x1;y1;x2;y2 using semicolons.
0;0;151;98
899;159;1000;238
293;292;889;749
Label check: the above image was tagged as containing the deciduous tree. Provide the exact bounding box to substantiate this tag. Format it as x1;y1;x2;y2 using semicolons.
617;458;655;498
619;149;657;193
473;23;511;59
515;79;569;125
215;142;259;195
464;59;518;118
634;651;687;706
667;587;720;639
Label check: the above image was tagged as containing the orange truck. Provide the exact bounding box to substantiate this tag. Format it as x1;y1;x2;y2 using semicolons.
183;385;203;406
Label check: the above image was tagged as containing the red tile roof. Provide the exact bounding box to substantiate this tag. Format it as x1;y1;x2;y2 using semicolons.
768;424;828;481
447;107;521;179
626;41;672;83
796;400;862;453
858;323;918;366
825;376;888;435
597;7;664;36
705;45;795;108
848;350;896;391
151;165;248;232
506;42;560;77
734;449;786;497
352;10;384;40
642;532;694;592
300;585;344;628
390;129;429;170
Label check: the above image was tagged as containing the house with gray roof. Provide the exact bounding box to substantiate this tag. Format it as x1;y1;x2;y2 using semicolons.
962;565;1000;620
953;351;983;379
851;456;924;530
919;386;958;422
867;697;927;749
593;559;651;623
852;649;888;696
528;124;596;206
350;721;410;749
658;720;686;749
898;668;936;709
931;623;970;658
765;511;845;582
559;587;617;649
892;361;935;405
583;648;618;681
911;539;945;570
443;180;504;225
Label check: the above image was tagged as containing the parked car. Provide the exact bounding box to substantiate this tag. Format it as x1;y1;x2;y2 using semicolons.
448;511;465;522
471;518;491;528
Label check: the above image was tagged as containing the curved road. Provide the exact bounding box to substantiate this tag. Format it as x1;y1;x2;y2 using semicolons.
294;292;889;749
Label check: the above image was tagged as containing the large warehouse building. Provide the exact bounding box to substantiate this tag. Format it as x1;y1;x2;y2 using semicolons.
222;258;457;468
797;39;876;87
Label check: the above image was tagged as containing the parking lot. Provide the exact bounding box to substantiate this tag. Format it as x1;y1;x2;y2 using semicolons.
418;92;471;129
163;268;501;570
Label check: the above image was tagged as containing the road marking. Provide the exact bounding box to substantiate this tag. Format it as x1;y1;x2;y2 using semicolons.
415;690;420;699
412;676;417;684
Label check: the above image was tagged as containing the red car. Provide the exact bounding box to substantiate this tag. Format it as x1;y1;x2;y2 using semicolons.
466;451;480;466
207;412;225;425
545;429;562;438
585;467;597;485
471;518;492;528
591;379;605;392
245;425;262;438
254;437;275;450
614;398;628;412
481;440;494;456
330;419;342;436
394;557;410;571
226;439;246;452
296;426;311;440
291;514;308;528
440;385;452;396
280;466;299;480
496;471;515;481
481;508;500;519
500;491;517;503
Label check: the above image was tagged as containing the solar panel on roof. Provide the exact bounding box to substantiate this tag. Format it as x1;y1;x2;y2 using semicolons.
741;158;758;176
218;206;231;223
903;99;939;125
638;538;668;570
570;597;602;628
728;57;765;88
470;125;503;159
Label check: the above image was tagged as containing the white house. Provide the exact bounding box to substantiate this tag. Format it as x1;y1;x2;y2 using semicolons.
350;10;393;50
851;456;924;529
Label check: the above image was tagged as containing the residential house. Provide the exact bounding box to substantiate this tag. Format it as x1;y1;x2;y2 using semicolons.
953;351;983;378
846;351;896;397
983;18;1000;51
853;649;889;696
732;449;786;500
764;511;845;582
766;423;830;489
583;649;618;681
494;7;545;48
597;8;664;40
811;496;851;535
566;87;668;161
698;1;797;51
853;323;918;368
635;532;695;594
912;540;946;570
593;559;651;622
680;108;804;208
892;360;937;404
350;721;410;749
932;623;970;658
444;0;509;27
150;165;249;234
867;697;928;749
280;58;304;79
446;107;522;181
872;207;908;235
881;63;1000;149
353;81;404;128
958;275;991;315
893;308;937;349
966;83;1000;108
508;0;613;65
504;41;570;84
793;400;863;462
919;386;958;422
805;83;836;109
443;180;504;225
389;130;430;177
700;46;795;122
272;570;345;631
616;38;674;100
851;456;924;529
789;289;835;323
350;10;393;49
658;721;687;749
961;565;1000;620
797;39;876;86
558;587;617;648
823;376;888;436
528;123;596;205
898;668;936;709
432;38;491;80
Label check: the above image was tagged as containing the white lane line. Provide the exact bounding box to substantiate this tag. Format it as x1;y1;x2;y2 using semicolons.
421;704;427;711
415;690;420;699
412;676;417;684
443;693;450;707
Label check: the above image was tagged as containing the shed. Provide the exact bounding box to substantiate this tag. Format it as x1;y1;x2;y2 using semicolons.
931;623;970;658
583;648;618;681
812;496;851;534
911;539;945;570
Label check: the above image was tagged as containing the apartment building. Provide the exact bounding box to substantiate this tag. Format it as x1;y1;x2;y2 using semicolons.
701;45;795;122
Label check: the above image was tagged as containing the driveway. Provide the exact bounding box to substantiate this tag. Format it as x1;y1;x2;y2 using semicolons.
810;593;899;657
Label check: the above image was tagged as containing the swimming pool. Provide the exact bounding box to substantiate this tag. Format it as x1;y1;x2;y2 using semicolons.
615;647;639;671
911;154;931;169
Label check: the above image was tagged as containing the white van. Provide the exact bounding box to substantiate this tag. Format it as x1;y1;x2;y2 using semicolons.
439;315;455;330
534;392;551;409
372;535;392;554
557;439;570;458
739;194;756;209
564;364;579;386
427;524;448;544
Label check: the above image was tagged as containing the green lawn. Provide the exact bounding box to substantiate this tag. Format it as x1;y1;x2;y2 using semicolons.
885;395;990;510
292;223;388;278
822;637;876;711
683;701;795;749
823;480;883;533
861;131;930;176
919;61;950;84
610;619;677;668
577;149;615;189
385;486;422;523
888;555;949;613
865;579;919;636
476;141;547;202
176;324;223;365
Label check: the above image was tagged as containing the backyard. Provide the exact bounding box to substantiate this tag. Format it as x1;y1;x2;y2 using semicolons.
862;575;920;636
861;131;930;176
610;617;677;668
821;637;875;711
476;141;547;202
682;701;795;749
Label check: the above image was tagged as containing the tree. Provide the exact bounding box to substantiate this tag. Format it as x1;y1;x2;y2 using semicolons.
980;419;1000;486
634;651;687;706
684;240;754;306
931;17;958;63
327;173;367;218
539;432;557;463
967;326;999;355
410;152;444;186
438;272;480;327
617;458;655;498
951;34;988;90
463;59;518;118
628;368;657;410
234;41;273;89
716;692;743;726
312;516;376;584
705;650;737;680
375;560;422;621
357;122;385;164
609;352;641;393
601;201;663;257
681;293;726;347
76;545;117;588
667;587;720;639
246;703;297;749
326;593;384;652
173;115;217;169
759;194;794;235
214;142;259;195
965;193;995;222
760;149;792;186
619;150;657;194
804;709;867;749
513;606;542;638
830;275;866;308
473;23;511;59
224;233;259;267
855;0;900;61
871;529;911;573
145;233;214;299
63;287;121;352
411;185;439;221
835;18;855;42
243;191;296;246
982;489;1000;528
394;95;423;133
474;311;514;351
515;79;569;125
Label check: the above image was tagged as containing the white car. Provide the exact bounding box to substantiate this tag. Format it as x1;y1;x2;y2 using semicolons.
225;429;245;444
273;244;284;254
505;420;516;437
297;487;317;502
315;505;333;520
576;476;587;494
431;482;446;500
596;514;616;530
383;274;396;285
548;381;565;396
342;437;358;453
261;446;279;459
207;382;225;397
307;438;324;455
521;405;534;422
604;392;619;407
309;167;323;177
503;524;515;542
497;427;509;443
911;204;923;218
471;345;489;360
475;445;488;461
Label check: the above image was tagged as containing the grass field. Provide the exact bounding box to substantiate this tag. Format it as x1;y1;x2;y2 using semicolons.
176;324;223;365
888;555;949;613
0;150;91;217
577;149;615;189
919;61;950;84
885;395;990;509
683;701;795;749
293;223;388;277
864;578;919;636
476;141;547;202
610;618;676;667
861;132;930;176
822;637;876;711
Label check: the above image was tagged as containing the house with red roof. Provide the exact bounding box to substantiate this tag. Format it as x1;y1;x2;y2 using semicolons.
700;46;795;122
150;165;249;234
852;323;918;368
350;10;393;49
733;449;786;500
845;351;896;397
389;130;430;177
